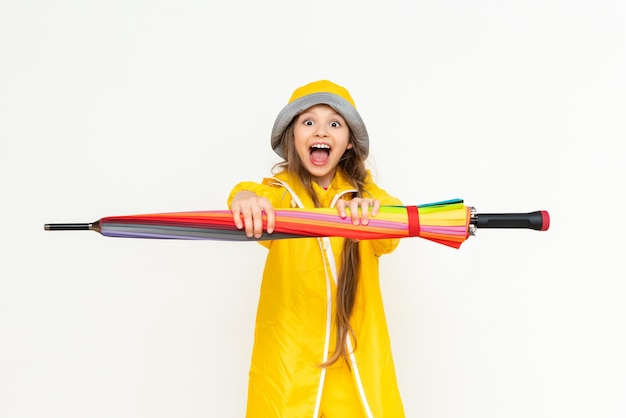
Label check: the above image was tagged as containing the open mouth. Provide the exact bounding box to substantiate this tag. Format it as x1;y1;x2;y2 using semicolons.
310;143;330;163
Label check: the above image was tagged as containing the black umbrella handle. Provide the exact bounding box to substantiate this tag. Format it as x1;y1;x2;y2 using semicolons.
472;210;550;231
44;221;101;232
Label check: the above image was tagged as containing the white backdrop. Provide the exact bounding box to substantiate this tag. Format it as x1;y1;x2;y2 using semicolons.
1;1;625;417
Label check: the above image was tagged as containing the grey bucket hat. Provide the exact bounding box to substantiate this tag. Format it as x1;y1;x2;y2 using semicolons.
270;80;369;159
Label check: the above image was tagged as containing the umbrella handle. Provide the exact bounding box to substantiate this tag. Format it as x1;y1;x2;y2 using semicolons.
471;210;550;231
44;221;101;232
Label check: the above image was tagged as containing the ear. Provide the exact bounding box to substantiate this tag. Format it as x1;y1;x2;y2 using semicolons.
347;143;353;149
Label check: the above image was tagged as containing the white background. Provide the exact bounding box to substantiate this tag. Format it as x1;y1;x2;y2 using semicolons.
1;1;625;417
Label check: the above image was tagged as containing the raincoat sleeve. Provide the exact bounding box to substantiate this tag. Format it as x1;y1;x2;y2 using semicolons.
227;180;283;207
362;172;403;256
228;177;298;206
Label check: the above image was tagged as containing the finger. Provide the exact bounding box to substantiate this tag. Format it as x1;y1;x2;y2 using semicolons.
360;200;371;225
336;200;347;218
350;200;361;225
371;200;381;217
265;206;276;234
242;209;255;238
231;206;243;229
251;205;265;238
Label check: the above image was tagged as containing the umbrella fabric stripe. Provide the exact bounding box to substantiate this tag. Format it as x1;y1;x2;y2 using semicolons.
274;208;409;226
428;238;463;249
272;216;409;232
102;214;235;228
278;220;410;232
105;212;406;230
417;198;464;208
420;226;467;235
97;201;470;248
274;221;410;240
102;223;408;242
420;229;466;238
420;219;468;227
421;233;465;242
103;218;414;241
419;206;466;215
272;214;409;228
272;218;409;236
266;212;411;235
278;207;409;218
102;223;243;239
102;223;300;241
104;207;413;229
103;220;236;231
419;209;467;220
418;199;464;207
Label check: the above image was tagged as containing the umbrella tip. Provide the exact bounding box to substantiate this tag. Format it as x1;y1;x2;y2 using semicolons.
43;223;94;231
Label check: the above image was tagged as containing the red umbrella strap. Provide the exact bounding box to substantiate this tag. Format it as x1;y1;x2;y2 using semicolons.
407;206;420;237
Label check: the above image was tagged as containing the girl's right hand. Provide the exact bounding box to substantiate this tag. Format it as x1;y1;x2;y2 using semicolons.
230;191;275;238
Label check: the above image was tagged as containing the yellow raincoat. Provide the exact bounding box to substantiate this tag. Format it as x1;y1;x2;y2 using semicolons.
228;169;405;417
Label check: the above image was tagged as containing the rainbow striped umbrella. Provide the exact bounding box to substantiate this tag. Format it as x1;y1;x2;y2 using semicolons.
44;199;550;249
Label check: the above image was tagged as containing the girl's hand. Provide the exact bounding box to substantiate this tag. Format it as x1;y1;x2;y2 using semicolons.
336;197;381;225
230;191;275;238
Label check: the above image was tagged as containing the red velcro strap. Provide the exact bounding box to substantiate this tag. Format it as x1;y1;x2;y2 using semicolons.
407;206;420;237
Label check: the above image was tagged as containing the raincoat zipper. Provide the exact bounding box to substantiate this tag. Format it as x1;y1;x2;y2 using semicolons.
270;179;374;418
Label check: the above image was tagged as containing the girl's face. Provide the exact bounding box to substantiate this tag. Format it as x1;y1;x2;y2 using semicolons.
293;104;352;188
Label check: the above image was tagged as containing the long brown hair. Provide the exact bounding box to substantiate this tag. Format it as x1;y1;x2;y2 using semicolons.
274;120;368;366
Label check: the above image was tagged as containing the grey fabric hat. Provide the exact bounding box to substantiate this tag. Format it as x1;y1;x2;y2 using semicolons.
270;80;369;158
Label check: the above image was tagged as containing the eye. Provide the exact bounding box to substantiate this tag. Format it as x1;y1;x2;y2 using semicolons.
330;121;342;128
303;119;314;126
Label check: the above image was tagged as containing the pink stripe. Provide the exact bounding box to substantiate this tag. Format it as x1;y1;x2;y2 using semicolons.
275;211;407;230
420;226;467;235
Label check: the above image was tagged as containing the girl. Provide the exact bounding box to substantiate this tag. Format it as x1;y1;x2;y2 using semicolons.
228;80;405;417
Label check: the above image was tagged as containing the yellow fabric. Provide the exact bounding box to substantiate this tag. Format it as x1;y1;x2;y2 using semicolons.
288;80;357;107
228;170;405;418
319;360;366;418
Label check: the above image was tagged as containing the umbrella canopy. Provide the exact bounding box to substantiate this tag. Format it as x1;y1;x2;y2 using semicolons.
44;199;550;249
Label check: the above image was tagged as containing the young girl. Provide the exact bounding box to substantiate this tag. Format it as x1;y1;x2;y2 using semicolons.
228;80;405;417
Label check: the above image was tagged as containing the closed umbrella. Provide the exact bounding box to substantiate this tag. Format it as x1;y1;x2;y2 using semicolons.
44;199;550;249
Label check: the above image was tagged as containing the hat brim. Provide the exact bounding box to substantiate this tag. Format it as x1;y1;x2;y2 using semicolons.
271;93;369;158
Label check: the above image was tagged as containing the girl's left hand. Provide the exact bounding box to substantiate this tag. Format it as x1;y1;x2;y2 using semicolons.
336;198;381;225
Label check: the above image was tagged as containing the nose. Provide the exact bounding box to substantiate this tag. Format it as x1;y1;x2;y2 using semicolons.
314;124;329;137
